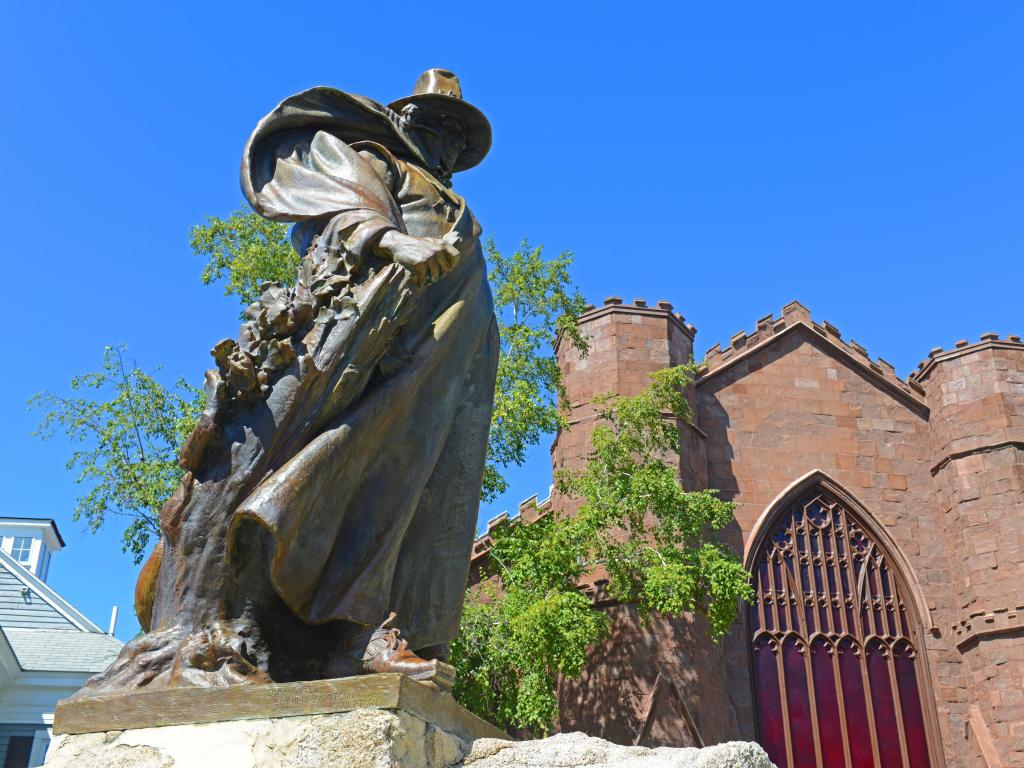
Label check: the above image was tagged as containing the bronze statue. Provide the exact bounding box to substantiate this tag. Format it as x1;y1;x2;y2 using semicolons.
82;70;497;694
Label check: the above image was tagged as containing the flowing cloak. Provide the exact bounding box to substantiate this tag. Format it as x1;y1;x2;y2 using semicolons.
225;87;498;648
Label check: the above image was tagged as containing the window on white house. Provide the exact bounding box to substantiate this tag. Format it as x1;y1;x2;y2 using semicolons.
10;537;32;565
4;734;33;767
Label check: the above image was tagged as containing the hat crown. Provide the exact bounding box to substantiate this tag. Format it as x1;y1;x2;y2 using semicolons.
387;69;491;172
412;69;463;100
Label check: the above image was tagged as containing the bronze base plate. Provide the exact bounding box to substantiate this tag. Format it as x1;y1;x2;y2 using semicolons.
53;673;506;743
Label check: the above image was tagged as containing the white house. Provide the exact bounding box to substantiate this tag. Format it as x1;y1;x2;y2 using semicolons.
0;518;123;767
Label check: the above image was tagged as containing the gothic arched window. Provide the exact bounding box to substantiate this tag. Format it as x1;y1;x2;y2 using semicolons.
748;485;938;768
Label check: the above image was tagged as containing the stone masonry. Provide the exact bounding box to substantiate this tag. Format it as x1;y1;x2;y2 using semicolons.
470;297;1024;768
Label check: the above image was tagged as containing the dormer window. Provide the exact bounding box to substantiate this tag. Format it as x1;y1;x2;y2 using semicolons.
10;537;32;565
0;519;64;581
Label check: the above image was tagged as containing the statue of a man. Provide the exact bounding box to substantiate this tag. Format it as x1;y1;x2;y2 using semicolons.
81;70;497;694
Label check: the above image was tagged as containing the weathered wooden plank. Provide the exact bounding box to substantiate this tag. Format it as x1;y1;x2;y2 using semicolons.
53;673;507;742
394;675;508;741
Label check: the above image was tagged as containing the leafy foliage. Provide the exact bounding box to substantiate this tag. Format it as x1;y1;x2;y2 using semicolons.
451;515;609;733
451;365;753;733
192;206;299;307
29;346;204;562
484;238;589;500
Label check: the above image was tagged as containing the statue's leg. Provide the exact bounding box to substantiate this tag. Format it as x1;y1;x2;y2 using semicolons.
388;316;498;653
232;519;365;682
321;318;497;689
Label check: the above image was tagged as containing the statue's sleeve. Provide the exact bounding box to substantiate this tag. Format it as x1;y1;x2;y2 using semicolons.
244;129;404;239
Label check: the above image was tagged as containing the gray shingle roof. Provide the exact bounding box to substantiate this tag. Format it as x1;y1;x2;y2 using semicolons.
3;627;123;672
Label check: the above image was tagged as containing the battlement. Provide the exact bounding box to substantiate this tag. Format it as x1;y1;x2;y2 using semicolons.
909;332;1024;383
697;301;927;403
566;296;697;340
470;489;552;563
469;489;615;603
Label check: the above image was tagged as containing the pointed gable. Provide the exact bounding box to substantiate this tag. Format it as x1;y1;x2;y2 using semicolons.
696;301;927;415
694;302;933;535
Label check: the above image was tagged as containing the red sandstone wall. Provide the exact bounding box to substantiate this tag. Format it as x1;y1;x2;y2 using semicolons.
695;323;963;763
551;299;743;745
915;338;1024;767
553;297;697;476
558;605;737;747
522;297;1023;766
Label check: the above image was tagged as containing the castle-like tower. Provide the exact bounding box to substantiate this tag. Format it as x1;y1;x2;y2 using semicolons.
913;335;1024;767
475;297;1023;768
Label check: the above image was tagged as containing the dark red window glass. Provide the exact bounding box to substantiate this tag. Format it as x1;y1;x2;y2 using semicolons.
748;487;934;768
809;637;845;766
782;636;817;768
866;639;903;767
893;640;932;768
753;635;788;765
836;637;874;768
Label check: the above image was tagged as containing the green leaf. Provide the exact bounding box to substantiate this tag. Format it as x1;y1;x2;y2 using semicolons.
483;238;588;500
29;346;204;563
452;365;753;732
191;205;299;310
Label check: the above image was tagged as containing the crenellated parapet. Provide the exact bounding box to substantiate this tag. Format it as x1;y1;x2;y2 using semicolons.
906;324;1024;762
908;331;1024;385
553;295;705;491
469;490;552;565
697;300;927;407
912;330;1024;624
555;296;696;408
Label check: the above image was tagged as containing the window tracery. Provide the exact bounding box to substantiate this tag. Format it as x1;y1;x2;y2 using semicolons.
749;488;933;768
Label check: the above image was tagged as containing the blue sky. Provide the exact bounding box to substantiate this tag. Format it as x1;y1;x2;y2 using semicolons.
1;2;1021;641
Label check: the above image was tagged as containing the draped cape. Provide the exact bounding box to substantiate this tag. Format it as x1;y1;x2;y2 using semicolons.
223;87;498;649
241;87;429;223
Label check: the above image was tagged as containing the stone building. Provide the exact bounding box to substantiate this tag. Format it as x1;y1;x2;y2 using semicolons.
470;297;1024;768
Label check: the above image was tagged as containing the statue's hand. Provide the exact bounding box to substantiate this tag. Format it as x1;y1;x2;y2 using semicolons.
377;231;461;286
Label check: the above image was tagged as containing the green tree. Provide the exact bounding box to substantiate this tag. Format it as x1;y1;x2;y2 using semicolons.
191;206;299;307
29;346;204;563
450;365;754;733
189;214;587;499
483;237;588;500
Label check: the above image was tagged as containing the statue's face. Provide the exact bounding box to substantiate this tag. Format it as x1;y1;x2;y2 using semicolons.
436;115;468;174
409;107;467;175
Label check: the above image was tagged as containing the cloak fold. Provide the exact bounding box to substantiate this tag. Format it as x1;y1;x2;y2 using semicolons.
241;87;423;223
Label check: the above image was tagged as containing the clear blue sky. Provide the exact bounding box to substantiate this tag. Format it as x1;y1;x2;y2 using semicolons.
1;2;1021;641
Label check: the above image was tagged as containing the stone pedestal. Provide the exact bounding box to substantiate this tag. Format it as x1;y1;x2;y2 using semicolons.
46;673;505;767
47;674;776;767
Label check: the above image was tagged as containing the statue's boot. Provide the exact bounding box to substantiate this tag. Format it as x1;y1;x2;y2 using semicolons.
341;612;455;690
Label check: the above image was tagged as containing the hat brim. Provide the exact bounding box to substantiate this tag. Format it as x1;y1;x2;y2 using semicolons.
388;93;491;172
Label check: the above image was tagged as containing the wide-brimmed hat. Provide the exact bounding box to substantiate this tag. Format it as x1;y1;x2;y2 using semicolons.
388;69;491;172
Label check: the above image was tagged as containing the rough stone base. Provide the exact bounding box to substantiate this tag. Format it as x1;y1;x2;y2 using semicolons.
45;709;463;768
46;713;774;767
463;733;776;767
47;674;773;767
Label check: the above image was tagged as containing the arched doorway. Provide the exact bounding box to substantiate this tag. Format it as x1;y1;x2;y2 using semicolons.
748;482;938;768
